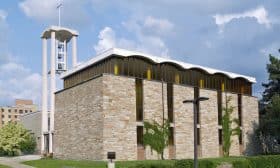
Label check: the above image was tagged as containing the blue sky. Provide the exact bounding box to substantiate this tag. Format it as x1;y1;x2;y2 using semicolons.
0;0;280;106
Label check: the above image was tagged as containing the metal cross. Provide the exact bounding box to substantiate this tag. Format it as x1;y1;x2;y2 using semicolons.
57;0;62;27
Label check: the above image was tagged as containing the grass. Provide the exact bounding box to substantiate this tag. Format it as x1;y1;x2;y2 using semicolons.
23;159;175;168
0;164;11;168
22;156;278;168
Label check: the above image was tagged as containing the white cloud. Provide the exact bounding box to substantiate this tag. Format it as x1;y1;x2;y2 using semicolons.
94;16;172;58
0;60;41;106
0;10;7;21
19;0;57;21
213;6;271;32
19;0;90;26
94;27;116;54
143;16;174;36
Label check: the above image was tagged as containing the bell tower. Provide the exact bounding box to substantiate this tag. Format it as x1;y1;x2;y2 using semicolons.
41;1;79;154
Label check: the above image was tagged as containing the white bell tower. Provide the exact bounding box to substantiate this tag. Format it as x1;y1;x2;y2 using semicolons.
41;1;79;154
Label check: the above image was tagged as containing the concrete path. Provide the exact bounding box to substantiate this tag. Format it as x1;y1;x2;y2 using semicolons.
0;155;41;168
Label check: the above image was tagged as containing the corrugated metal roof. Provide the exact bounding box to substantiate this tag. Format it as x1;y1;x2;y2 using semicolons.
60;48;256;83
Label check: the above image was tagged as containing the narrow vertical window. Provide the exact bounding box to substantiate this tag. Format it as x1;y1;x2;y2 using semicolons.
167;83;174;123
175;74;180;84
241;86;244;94
199;79;204;88
221;82;225;92
194;87;200;124
218;129;222;145
114;64;119;75
147;68;151;80
136;79;143;121
169;127;174;146
239;130;243;145
217;90;222;125
137;126;144;146
238;94;242;126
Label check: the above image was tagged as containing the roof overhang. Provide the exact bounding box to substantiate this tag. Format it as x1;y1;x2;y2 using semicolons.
41;26;79;42
60;48;257;83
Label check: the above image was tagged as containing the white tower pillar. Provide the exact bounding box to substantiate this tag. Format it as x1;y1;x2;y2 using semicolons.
41;38;48;153
72;35;77;67
41;26;79;155
49;31;56;153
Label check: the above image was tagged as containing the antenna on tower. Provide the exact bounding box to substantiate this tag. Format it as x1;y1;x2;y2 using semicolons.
57;0;62;27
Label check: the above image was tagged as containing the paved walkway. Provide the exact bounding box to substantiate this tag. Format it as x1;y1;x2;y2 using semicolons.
0;155;41;168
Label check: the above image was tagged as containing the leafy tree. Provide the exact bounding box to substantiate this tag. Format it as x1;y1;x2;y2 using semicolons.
222;97;241;157
0;122;36;156
258;94;280;154
262;54;280;104
259;51;280;154
143;120;170;160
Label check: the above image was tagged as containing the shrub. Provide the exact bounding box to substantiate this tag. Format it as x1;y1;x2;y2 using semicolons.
232;160;250;168
174;159;216;168
246;155;280;168
130;163;173;168
0;122;36;156
174;159;193;168
20;134;36;154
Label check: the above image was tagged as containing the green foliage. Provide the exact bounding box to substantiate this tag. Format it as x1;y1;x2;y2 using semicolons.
174;159;193;168
232;160;250;168
143;120;170;160
222;96;241;157
262;54;280;103
20;134;36;154
0;122;36;156
259;94;280;137
130;163;173;168
23;155;280;168
174;159;215;168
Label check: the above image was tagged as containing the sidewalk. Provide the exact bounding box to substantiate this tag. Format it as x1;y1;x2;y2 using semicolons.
0;155;41;168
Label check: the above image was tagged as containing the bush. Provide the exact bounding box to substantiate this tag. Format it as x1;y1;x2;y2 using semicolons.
174;159;193;168
246;155;280;168
20;134;36;154
174;159;215;168
232;160;250;168
0;123;36;156
130;163;173;168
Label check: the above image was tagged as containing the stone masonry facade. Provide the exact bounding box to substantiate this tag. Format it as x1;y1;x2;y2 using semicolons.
54;74;259;160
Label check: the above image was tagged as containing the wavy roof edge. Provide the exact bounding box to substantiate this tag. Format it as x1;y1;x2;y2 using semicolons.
60;48;256;83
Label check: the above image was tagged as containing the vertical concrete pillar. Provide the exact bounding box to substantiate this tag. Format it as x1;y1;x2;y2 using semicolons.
41;37;48;153
72;35;77;67
49;31;56;153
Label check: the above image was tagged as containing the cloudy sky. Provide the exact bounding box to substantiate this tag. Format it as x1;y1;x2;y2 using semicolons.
0;0;280;106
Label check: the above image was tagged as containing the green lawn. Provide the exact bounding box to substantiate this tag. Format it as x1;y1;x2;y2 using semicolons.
0;164;11;168
22;156;279;168
23;159;175;168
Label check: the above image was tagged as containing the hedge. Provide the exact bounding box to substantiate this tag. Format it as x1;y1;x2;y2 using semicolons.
129;155;280;168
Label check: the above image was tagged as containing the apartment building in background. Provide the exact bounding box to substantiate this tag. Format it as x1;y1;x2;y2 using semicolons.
0;99;37;127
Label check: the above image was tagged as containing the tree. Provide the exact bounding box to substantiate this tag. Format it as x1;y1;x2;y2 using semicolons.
259;51;280;154
258;94;280;154
222;97;241;157
262;54;280;104
0;122;36;156
143;120;170;160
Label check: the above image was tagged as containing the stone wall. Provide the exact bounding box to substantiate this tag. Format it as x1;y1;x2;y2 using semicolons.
223;92;240;156
200;89;219;158
143;80;169;160
242;95;259;155
54;73;258;160
54;76;104;160
102;75;137;160
173;84;194;159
